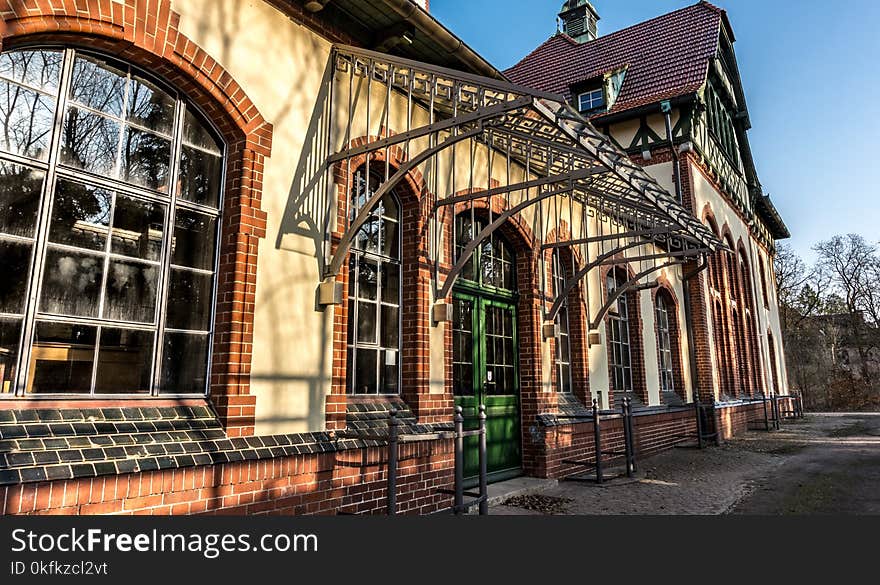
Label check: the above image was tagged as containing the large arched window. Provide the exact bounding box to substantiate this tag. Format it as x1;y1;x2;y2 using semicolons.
0;48;225;396
606;269;632;393
739;250;763;394
655;290;676;394
552;250;572;393
345;168;401;394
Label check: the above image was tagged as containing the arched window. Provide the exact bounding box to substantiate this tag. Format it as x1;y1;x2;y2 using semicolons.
0;48;225;396
758;255;770;308
454;214;515;291
345;168;401;394
767;330;780;395
739;249;762;396
552;250;572;393
655;290;676;394
606;269;632;393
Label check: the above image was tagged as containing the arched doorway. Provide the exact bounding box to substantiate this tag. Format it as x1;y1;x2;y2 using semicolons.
452;213;521;481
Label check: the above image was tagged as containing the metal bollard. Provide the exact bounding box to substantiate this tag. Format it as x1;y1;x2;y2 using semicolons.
478;404;488;516
762;392;770;431
593;399;603;484
453;405;464;515
387;408;398;515
625;398;636;476
621;398;631;478
772;395;780;430
695;396;704;450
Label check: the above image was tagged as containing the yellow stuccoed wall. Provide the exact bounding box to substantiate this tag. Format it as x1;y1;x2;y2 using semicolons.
172;0;337;434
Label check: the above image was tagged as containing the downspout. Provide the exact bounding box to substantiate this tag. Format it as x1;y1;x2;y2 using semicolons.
660;100;682;204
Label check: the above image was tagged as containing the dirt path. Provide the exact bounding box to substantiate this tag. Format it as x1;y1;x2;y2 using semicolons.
492;413;880;515
730;414;880;514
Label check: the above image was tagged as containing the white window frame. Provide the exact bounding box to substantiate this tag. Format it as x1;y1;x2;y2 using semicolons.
578;88;605;113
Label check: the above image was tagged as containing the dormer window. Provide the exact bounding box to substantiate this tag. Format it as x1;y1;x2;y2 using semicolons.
577;88;605;113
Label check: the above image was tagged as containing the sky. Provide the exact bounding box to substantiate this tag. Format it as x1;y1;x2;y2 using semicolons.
430;0;880;264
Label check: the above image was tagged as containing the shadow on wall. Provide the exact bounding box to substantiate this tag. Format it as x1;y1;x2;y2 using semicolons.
193;0;343;432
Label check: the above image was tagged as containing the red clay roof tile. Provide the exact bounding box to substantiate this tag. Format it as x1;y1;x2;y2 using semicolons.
505;2;723;119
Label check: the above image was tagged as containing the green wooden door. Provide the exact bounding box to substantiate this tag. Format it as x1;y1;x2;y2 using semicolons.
452;293;521;481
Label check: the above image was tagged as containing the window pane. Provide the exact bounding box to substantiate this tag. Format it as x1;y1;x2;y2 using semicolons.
0;239;33;314
182;108;222;155
49;180;112;251
381;305;398;348
0;317;22;394
381;263;399;304
120;125;171;190
30;322;97;394
379;349;399;394
357;301;377;344
179;144;223;208
353;348;377;394
103;259;159;323
380;217;399;258
357;258;378;300
0;79;56;160
0;162;44;238
39;248;103;318
160;332;209;394
61;107;120;176
127;74;175;136
355;217;380;254
560;333;570;361
95;328;153;394
68;54;126;117
380;193;398;220
166;268;213;331
0;49;62;93
171;209;217;270
110;195;165;261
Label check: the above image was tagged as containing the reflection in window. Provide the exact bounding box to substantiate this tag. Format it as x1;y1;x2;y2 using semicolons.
0;49;62;160
607;269;633;393
553;251;573;393
656;291;675;394
0;47;225;396
455;214;515;291
346;169;401;395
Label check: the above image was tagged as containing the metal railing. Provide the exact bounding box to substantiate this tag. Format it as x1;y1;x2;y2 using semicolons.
336;405;489;515
561;398;636;483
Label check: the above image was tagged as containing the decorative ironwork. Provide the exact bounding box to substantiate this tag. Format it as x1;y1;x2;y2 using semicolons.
318;44;724;331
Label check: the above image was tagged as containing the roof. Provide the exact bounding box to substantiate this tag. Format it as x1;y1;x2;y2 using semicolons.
504;1;725;118
274;1;504;78
755;194;791;239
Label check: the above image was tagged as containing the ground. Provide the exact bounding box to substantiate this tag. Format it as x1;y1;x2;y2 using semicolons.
493;413;880;515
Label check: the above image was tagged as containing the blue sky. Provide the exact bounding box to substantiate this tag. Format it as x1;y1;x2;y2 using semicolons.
430;0;880;263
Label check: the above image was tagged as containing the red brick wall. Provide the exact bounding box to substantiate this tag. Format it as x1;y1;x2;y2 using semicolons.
536;407;698;480
2;441;455;516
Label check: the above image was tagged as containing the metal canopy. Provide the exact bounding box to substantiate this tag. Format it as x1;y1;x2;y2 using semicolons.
321;45;723;328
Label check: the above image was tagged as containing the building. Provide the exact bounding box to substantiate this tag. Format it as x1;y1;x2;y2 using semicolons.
0;0;791;515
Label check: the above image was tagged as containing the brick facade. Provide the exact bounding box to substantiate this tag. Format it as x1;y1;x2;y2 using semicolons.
0;1;793;516
1;439;454;516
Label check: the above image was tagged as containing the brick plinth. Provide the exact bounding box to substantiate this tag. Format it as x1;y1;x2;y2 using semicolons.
2;440;454;516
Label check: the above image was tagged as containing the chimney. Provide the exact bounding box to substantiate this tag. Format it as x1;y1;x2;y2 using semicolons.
413;0;429;12
558;0;600;43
